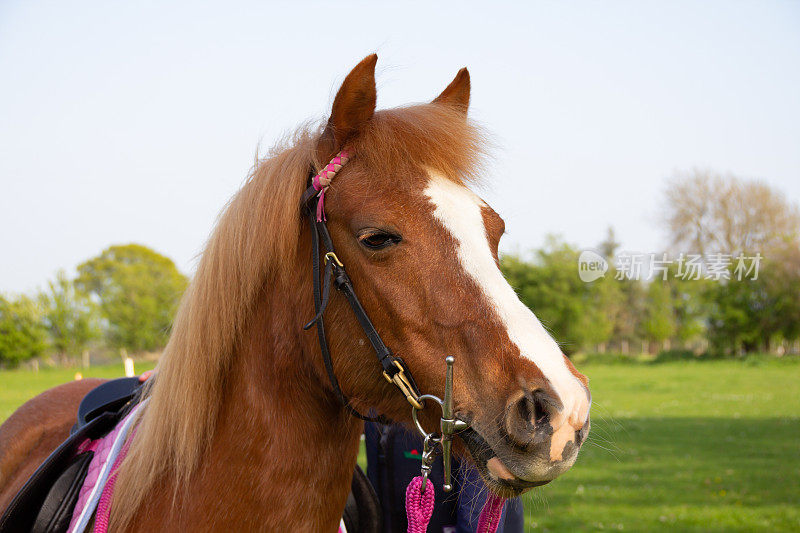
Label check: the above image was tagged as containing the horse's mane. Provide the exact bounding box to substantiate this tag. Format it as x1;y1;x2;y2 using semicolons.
112;104;486;528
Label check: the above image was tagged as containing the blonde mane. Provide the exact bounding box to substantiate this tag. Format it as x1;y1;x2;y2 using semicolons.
112;104;487;528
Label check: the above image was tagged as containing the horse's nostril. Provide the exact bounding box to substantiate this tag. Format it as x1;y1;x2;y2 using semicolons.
517;390;551;431
578;419;590;443
506;388;562;447
505;386;567;448
517;393;533;428
531;389;553;425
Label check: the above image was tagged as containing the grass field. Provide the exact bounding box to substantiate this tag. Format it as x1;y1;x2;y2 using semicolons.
521;358;800;532
0;362;157;421
2;358;798;531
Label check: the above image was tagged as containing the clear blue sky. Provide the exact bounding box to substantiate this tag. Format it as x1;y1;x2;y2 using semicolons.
1;1;798;293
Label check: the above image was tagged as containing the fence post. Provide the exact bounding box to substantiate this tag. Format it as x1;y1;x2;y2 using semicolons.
124;357;135;377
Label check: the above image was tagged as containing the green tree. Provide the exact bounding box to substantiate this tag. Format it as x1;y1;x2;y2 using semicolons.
75;244;188;353
39;270;99;360
611;278;647;354
706;245;800;355
706;277;760;355
599;226;622;259
642;280;676;351
762;245;800;346
664;265;710;346
0;294;47;367
501;236;617;354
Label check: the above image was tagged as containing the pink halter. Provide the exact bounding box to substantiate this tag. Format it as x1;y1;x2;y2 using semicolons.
312;149;351;221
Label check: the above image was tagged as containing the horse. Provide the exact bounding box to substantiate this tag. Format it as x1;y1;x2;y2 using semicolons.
0;54;591;532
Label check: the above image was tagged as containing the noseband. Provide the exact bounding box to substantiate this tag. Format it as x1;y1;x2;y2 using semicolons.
300;150;467;492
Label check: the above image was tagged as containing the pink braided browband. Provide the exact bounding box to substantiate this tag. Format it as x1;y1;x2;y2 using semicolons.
312;149;351;222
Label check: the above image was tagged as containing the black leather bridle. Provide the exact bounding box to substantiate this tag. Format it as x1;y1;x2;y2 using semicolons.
300;174;423;423
299;160;469;493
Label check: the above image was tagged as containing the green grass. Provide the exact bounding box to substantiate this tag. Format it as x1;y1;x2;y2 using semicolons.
2;358;798;531
0;361;156;421
521;359;800;532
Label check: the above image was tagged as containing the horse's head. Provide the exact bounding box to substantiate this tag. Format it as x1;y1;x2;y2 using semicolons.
313;55;590;497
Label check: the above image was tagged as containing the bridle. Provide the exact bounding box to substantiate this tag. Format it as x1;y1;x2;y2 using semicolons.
300;150;467;492
300;150;423;417
301;148;508;533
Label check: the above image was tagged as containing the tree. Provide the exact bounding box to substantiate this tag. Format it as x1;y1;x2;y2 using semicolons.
706;276;761;355
642;280;676;351
0;294;47;367
663;171;800;355
501;236;618;354
706;243;800;355
665;268;709;346
75;244;188;353
611;278;647;353
663;169;800;258
39;270;99;360
762;244;800;346
599;226;622;259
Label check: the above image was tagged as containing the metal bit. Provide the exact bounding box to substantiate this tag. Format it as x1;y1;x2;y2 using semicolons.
440;355;468;491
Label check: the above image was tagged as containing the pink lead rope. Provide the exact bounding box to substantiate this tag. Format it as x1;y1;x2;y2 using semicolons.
405;475;507;533
405;476;436;533
312;150;351;222
475;492;507;533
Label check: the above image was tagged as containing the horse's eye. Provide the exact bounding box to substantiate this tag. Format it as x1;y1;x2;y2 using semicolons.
358;231;400;250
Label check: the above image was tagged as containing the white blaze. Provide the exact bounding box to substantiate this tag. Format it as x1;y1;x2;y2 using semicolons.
424;173;588;426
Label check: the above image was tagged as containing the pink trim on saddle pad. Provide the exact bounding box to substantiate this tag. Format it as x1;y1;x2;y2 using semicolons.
92;432;134;532
67;401;145;533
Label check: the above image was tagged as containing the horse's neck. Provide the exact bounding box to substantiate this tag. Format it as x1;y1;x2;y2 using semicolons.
181;285;361;531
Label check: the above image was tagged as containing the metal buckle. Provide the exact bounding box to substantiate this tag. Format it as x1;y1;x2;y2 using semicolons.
382;360;424;409
419;433;439;493
324;252;344;267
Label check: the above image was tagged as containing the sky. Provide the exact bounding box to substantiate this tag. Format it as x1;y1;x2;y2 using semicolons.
1;1;799;294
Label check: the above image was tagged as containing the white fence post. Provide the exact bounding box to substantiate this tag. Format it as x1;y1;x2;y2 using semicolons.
124;357;135;377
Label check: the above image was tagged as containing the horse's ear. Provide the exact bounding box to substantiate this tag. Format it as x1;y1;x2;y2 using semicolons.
317;54;378;163
432;67;470;116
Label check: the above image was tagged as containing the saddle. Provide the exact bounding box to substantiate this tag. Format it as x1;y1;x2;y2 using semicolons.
0;378;381;533
0;378;141;533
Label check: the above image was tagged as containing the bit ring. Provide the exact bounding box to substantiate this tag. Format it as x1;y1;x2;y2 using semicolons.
411;394;443;439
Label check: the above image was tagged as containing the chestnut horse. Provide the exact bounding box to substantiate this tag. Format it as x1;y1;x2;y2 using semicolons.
0;55;591;531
